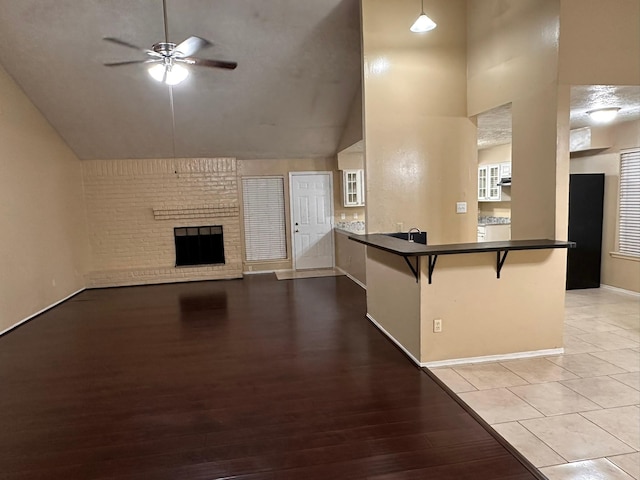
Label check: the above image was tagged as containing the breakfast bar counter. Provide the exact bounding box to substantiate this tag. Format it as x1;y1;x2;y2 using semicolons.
349;234;575;283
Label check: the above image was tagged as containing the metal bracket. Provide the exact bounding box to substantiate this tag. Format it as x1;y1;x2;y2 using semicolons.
496;250;509;279
427;255;438;284
403;256;420;283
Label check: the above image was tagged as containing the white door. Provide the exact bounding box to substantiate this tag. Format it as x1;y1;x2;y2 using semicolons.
290;172;334;270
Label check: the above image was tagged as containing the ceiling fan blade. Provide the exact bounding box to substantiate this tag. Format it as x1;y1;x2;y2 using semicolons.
181;57;238;70
103;37;161;57
103;59;160;67
174;36;212;57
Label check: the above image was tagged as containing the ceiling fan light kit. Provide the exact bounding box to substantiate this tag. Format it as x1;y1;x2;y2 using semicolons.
148;62;189;85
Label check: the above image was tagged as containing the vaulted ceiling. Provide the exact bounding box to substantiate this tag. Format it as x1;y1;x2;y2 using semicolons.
0;0;362;160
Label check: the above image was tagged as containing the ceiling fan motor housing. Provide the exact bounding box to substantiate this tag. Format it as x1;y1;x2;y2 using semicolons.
152;42;178;56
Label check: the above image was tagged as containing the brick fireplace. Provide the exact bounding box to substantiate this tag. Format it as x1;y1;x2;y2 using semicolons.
82;157;242;287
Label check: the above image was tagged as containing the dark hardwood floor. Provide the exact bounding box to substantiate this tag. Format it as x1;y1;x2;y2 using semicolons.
0;275;540;479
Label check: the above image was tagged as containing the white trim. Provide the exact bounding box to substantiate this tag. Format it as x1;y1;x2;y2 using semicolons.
0;288;85;337
609;252;640;262
366;313;421;365
422;348;565;368
289;171;335;271
336;267;366;290
600;284;640;298
365;313;565;369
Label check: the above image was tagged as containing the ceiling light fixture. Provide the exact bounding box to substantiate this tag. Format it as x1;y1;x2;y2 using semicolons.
410;0;437;33
587;107;621;123
148;61;189;86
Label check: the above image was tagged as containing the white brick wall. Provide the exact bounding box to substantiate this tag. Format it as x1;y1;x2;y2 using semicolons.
82;157;242;287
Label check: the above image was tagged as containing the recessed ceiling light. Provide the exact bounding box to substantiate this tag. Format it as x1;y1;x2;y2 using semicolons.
586;107;621;123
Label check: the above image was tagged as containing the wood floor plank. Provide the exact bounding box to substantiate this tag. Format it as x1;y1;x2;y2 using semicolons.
0;275;541;479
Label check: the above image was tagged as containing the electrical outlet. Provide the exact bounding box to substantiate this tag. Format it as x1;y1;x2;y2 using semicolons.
341;212;346;220
354;213;359;219
433;318;442;333
456;202;467;214
397;222;403;231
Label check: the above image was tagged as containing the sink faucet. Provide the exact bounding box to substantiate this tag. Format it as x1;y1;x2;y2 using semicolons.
408;227;421;243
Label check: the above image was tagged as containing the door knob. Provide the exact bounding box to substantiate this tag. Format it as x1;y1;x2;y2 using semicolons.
295;229;299;233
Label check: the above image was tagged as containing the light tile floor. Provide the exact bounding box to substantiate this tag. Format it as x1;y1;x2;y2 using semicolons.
431;287;640;480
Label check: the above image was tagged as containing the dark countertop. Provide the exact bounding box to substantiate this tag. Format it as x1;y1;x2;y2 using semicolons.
348;234;575;257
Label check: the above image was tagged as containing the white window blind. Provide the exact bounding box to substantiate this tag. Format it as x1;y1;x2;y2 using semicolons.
618;148;640;257
242;177;287;262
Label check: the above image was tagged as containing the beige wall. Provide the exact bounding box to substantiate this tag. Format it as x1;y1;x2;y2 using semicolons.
366;248;421;359
420;249;566;362
362;0;477;243
82;158;242;287
570;120;640;293
0;65;88;331
478;143;511;167
238;158;336;272
559;0;640;85
468;0;562;240
334;230;366;286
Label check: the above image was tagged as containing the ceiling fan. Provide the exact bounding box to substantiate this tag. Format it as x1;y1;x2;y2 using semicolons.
103;0;237;85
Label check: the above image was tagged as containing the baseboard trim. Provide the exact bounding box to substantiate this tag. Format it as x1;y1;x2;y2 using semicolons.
336;267;366;290
0;288;86;337
422;348;565;368
366;313;421;366
365;313;564;368
600;284;640;298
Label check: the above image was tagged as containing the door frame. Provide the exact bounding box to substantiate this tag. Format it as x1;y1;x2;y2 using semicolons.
289;171;335;271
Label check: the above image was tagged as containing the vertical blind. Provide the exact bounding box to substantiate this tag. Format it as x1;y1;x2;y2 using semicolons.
242;177;287;262
619;148;640;257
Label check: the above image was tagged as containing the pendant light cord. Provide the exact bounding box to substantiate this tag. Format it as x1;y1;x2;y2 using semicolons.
421;0;425;14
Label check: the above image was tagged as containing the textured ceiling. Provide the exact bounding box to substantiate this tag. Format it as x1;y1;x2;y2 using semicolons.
478;85;640;150
0;0;361;160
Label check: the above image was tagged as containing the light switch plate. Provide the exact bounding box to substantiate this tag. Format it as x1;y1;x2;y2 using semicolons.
456;202;467;214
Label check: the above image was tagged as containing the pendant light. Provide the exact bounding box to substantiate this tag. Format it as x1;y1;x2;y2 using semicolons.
410;0;437;33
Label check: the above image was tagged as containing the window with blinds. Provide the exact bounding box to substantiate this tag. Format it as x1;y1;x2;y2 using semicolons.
618;148;640;257
242;177;287;262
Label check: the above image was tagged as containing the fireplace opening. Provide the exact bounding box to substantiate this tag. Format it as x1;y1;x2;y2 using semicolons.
174;226;225;267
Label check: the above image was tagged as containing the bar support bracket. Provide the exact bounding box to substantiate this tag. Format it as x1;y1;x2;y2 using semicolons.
496;250;509;279
403;256;420;283
427;255;438;284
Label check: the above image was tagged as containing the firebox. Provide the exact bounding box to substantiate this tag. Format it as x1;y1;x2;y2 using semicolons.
174;226;225;267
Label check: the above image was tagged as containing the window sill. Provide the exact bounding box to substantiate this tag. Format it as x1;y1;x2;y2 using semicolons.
610;252;640;262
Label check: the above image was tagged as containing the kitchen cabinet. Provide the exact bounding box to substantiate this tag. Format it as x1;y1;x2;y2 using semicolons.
478;164;501;201
342;169;365;207
477;224;511;242
478;162;511;202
